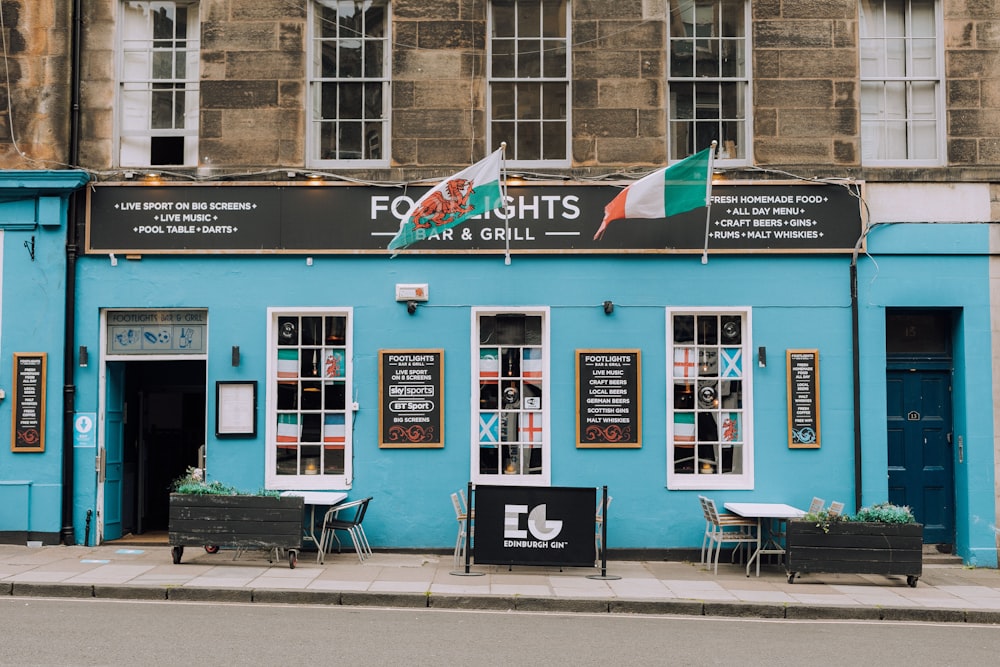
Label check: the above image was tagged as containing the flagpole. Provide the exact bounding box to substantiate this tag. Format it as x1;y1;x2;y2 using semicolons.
500;142;510;265
701;140;718;265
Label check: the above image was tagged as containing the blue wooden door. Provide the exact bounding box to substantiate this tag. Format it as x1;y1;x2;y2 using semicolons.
886;369;954;544
103;362;126;541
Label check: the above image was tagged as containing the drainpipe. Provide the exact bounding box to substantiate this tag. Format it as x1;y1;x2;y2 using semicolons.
850;260;862;512
60;0;84;545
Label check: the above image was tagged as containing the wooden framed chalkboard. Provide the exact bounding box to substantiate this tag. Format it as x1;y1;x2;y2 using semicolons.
12;352;46;452
576;349;641;448
379;349;444;448
787;349;820;449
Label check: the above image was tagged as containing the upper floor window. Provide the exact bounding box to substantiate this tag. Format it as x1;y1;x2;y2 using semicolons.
473;309;550;486
489;0;570;167
266;309;353;490
308;0;390;167
667;309;753;490
118;1;200;167
859;0;942;164
667;0;749;162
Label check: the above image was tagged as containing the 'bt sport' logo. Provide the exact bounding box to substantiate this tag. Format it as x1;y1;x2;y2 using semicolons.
503;504;568;549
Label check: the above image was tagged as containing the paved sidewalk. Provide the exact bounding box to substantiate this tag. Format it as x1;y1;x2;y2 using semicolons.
2;543;1000;624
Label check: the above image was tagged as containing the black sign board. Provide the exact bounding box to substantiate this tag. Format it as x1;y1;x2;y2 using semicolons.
575;349;641;448
473;485;596;567
12;353;46;452
378;350;443;448
86;182;863;254
787;349;820;449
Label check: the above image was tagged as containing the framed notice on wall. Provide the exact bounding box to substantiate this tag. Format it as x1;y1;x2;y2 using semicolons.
787;349;820;448
575;349;641;448
216;381;257;438
12;352;46;452
379;349;444;448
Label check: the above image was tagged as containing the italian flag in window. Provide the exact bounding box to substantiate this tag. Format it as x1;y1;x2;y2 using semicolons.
277;414;298;443
480;349;499;383
674;412;695;443
324;414;346;444
277;349;298;381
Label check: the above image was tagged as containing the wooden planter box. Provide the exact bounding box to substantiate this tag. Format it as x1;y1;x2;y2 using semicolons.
785;521;923;587
168;493;304;568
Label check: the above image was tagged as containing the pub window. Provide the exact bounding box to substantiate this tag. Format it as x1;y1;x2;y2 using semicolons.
860;0;942;164
118;1;200;167
667;308;754;490
266;308;352;489
667;0;749;162
488;0;570;167
308;0;390;167
473;308;550;485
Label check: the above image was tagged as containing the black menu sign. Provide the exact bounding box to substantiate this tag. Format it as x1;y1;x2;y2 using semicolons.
12;353;46;452
787;349;820;449
576;349;641;448
379;350;444;448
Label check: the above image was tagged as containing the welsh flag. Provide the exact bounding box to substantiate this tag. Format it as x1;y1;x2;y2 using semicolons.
388;147;506;252
593;146;714;240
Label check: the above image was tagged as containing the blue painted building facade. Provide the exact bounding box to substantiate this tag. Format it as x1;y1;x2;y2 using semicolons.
0;171;89;544
56;179;1000;566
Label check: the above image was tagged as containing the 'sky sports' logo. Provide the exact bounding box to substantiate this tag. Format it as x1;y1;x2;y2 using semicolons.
504;504;563;541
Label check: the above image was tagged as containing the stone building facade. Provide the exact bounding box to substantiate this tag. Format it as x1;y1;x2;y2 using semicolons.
1;1;1000;563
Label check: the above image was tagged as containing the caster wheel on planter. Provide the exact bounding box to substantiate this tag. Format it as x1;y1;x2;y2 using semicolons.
288;550;298;569
787;572;796;584
204;545;220;554
171;546;184;564
907;575;919;588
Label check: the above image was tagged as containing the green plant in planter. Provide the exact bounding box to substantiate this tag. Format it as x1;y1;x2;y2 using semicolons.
801;508;848;533
849;502;915;524
171;467;279;497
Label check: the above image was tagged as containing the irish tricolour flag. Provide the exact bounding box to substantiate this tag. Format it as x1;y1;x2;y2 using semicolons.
593;146;714;240
388;146;507;252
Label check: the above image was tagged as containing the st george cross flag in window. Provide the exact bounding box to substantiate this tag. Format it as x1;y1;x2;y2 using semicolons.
593;146;714;240
388;146;506;252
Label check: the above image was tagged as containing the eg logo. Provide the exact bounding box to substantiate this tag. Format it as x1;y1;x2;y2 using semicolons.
504;504;563;541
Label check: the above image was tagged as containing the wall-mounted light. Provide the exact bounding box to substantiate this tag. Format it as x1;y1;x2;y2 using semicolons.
78;346;88;368
109;253;118;266
758;346;767;368
406;300;418;315
603;300;614;315
306;256;313;266
231;346;240;367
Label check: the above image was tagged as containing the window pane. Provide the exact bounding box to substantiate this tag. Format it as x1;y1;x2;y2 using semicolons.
310;0;389;164
271;312;350;482
670;311;748;481
476;312;546;481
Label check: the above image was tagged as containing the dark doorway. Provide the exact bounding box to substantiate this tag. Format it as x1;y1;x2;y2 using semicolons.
120;360;206;534
885;310;956;546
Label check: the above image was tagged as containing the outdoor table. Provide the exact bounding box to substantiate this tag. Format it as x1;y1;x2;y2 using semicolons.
280;490;347;560
723;502;805;577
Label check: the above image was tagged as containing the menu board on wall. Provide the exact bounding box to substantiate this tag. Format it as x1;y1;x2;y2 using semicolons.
379;350;444;448
576;349;641;448
12;353;46;452
787;349;820;449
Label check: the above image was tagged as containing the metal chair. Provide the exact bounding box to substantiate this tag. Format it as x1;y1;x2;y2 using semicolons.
451;491;473;568
699;496;758;574
808;497;825;514
319;496;372;563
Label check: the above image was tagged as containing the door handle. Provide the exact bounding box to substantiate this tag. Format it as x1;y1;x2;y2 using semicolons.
96;449;106;483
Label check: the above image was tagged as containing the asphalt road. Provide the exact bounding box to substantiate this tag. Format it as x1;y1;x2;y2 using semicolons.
2;597;999;666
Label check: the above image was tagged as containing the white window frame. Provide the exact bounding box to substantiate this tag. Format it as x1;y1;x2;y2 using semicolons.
471;306;551;486
307;0;391;168
859;0;944;166
667;0;751;165
116;1;201;168
487;0;571;168
265;307;353;490
666;307;754;490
